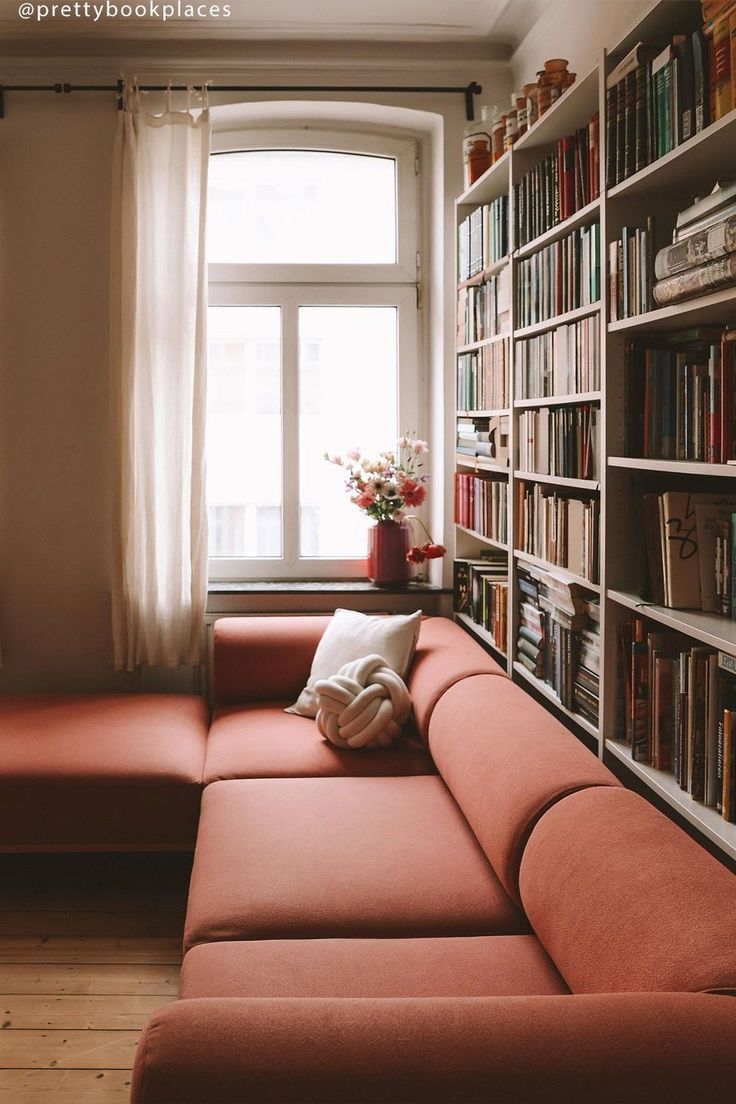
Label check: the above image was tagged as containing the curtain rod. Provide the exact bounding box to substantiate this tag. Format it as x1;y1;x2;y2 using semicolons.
0;79;482;120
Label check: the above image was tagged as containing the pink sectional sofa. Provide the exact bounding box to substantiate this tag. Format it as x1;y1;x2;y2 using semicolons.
129;615;736;1104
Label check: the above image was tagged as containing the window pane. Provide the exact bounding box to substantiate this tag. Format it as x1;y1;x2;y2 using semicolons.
299;307;398;559
207;307;282;558
208;151;397;264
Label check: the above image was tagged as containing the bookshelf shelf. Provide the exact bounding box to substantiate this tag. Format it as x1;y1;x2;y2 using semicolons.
514;470;600;491
514;301;601;340
515;198;601;261
513;661;599;740
457;150;511;207
608;457;736;478
607;588;736;657
455;611;507;661
608;286;736;334
514;549;601;593
513;65;600;156
456;334;508;354
455;524;508;551
604;739;736;863
514;391;601;409
457;257;510;289
607;107;736;203
457;408;509;418
455;454;509;474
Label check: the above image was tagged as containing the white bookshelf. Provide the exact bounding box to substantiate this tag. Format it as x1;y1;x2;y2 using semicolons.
452;0;736;862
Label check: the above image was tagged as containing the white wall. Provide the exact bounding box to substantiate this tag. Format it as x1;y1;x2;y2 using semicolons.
0;49;510;691
511;0;650;87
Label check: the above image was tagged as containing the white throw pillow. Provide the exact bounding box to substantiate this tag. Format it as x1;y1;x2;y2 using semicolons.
286;608;422;719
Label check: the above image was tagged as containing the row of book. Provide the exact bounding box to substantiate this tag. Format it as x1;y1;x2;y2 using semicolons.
653;184;736;307
515;223;600;330
518;403;600;481
458;196;510;282
516;481;600;583
625;328;736;463
454;471;508;544
456;415;510;466
457;265;511;344
641;490;736;614
609;219;656;320
457;343;509;412
454;554;509;654
619;619;736;820
514;315;600;400
517;564;600;723
512;114;600;250
604;17;724;191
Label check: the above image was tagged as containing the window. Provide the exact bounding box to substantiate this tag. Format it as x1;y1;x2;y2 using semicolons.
206;129;421;579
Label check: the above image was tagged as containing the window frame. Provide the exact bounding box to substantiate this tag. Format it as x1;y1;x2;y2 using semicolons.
207;126;423;581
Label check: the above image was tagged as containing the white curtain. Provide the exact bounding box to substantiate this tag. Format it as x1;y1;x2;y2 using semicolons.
110;88;210;670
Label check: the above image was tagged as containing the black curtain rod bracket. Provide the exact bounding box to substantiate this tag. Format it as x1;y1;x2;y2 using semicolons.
0;79;482;121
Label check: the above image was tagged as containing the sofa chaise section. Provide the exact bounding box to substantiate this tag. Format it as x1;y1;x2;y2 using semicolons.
0;694;208;850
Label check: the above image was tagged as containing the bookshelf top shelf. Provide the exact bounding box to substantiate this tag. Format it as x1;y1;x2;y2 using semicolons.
515;198;600;260
608;457;736;478
607;108;736;203
457;149;510;208
607;589;736;657
609;287;736;333
512;66;600;160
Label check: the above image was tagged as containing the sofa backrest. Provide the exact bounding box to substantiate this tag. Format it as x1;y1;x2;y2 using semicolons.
519;786;736;994
406;619;504;742
213;616;331;705
428;673;619;902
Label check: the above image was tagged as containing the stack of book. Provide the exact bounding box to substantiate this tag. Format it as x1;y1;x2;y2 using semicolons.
605;11;729;191
609;217;657;319
456;341;509;410
640;490;736;613
517;481;599;582
652;183;736;307
457;265;511;343
513;114;600;249
515;315;600;400
625;328;736;461
454;554;509;653
458;195;509;281
456;415;509;465
517;563;599;720
518;402;599;480
619;618;736;821
454;471;508;543
515;223;600;329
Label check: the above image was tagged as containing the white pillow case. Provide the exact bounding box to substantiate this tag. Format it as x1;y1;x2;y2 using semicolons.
286;608;422;719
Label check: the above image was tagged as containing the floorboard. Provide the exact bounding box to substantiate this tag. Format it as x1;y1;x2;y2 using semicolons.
0;854;190;1104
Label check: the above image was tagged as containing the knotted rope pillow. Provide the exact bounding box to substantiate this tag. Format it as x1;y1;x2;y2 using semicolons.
315;653;412;750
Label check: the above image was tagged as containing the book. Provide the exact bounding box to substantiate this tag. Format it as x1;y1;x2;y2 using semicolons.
653;250;736;305
655;211;736;279
675;181;736;233
692;27;710;132
713;14;734;118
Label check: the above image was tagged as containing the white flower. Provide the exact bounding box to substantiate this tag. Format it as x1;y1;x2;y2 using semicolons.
411;439;429;454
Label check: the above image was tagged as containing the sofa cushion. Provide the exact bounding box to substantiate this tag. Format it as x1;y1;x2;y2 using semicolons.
180;935;568;998
204;703;434;783
428;674;619;902
407;618;504;742
287;609;422;718
184;777;524;949
213;616;331;706
0;694;208;850
519;786;736;994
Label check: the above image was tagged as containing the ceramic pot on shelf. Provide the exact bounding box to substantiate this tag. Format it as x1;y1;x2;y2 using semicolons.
367;520;411;586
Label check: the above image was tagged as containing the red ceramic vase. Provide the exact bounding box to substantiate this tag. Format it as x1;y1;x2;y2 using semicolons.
367;520;411;586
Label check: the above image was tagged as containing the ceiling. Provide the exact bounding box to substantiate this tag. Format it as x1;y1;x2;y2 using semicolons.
0;0;556;50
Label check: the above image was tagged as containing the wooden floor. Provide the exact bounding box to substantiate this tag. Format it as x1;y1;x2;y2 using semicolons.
0;853;191;1104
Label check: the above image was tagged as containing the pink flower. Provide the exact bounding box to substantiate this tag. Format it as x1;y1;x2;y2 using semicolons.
345;447;362;461
399;478;427;507
351;490;375;509
411;439;429;454
422;543;446;560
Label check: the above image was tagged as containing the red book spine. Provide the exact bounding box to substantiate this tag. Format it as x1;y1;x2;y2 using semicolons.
720;332;736;461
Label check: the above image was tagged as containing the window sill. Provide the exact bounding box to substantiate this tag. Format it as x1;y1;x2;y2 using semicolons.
208;580;451;595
